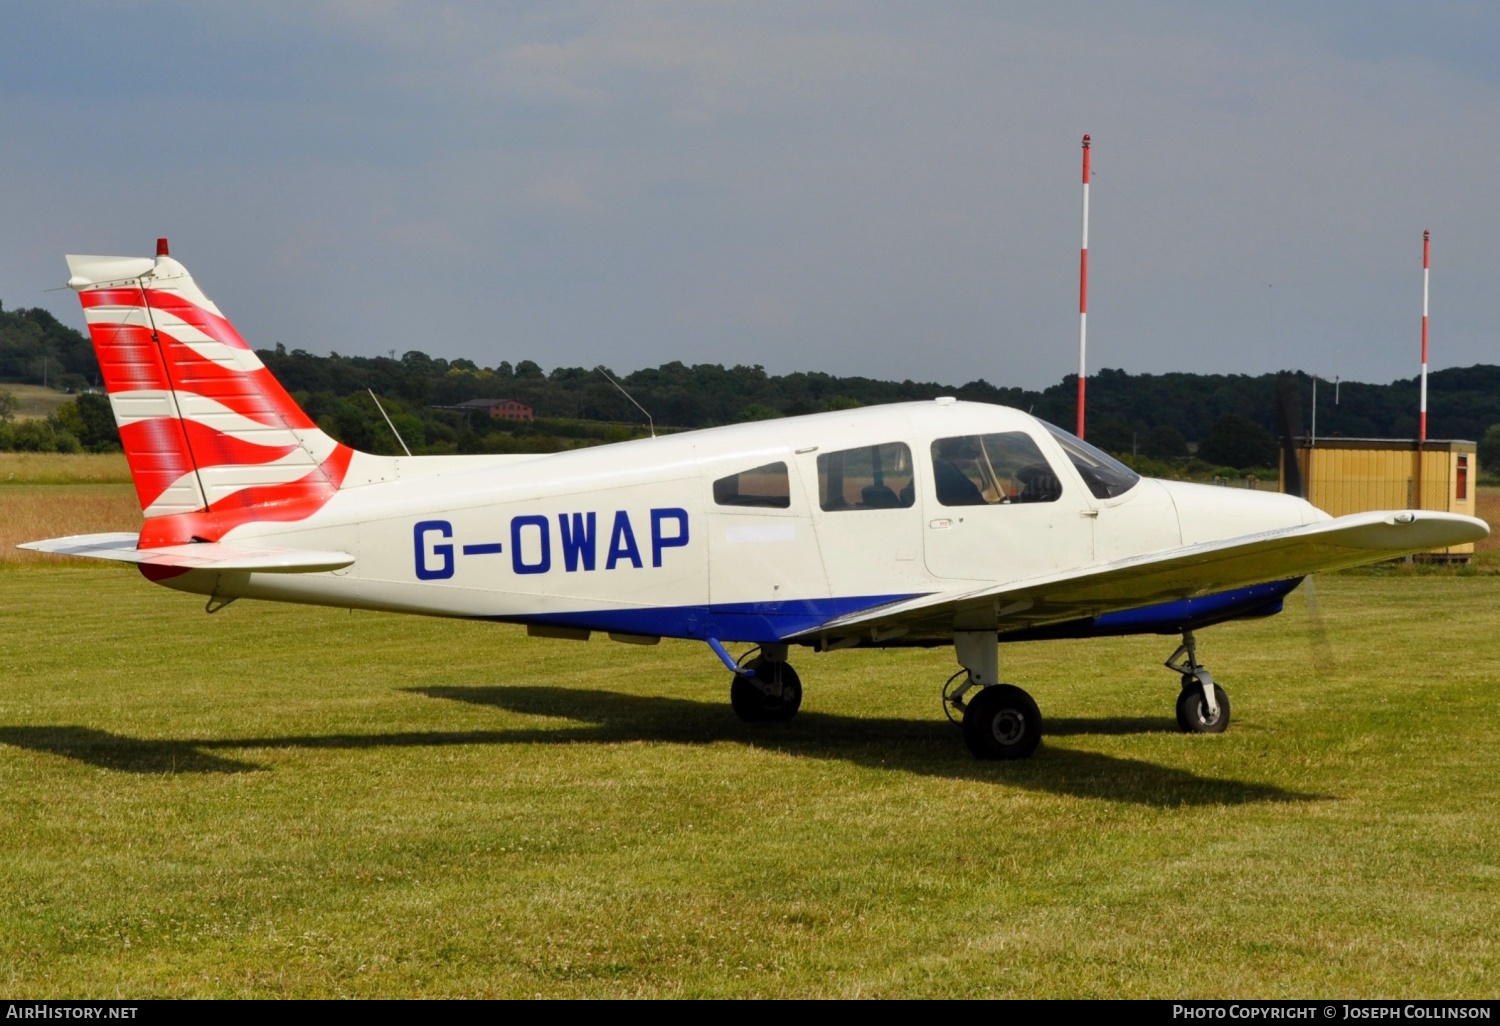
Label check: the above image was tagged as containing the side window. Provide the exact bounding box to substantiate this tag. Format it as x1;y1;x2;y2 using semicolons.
931;433;1062;507
817;443;915;511
713;461;791;509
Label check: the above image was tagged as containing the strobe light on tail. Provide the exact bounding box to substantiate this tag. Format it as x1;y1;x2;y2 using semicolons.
24;245;1490;761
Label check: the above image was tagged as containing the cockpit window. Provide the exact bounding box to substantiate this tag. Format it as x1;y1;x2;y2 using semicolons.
713;461;791;508
931;433;1063;506
1041;421;1141;499
817;443;915;511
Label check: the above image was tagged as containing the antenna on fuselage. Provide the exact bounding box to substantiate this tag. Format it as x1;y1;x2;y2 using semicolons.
368;388;413;456
595;366;656;439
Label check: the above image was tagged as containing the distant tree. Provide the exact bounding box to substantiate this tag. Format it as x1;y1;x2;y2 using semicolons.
1087;415;1135;456
8;418;78;453
738;403;783;422
72;393;120;451
1142;424;1188;459
0;388;15;422
52;400;86;440
1480;424;1500;477
1199;414;1277;469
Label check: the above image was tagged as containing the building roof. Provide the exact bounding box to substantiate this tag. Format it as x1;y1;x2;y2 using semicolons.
447;398;529;409
1299;437;1476;452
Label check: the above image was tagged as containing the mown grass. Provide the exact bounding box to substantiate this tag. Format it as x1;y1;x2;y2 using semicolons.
0;560;1497;997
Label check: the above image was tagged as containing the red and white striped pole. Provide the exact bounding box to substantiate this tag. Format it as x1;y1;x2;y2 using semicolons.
1420;229;1430;443
1077;134;1091;439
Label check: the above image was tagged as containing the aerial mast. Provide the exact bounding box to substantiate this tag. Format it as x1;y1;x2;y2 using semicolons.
1420;230;1430;443
1077;134;1091;439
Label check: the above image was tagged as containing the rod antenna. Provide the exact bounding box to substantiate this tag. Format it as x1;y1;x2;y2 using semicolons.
368;388;412;456
596;366;655;438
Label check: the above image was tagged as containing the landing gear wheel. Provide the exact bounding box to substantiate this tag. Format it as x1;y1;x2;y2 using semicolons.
962;684;1042;760
730;660;803;723
1176;678;1230;734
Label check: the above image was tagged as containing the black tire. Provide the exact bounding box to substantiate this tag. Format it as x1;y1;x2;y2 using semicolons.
1176;678;1230;734
730;660;803;723
962;684;1042;760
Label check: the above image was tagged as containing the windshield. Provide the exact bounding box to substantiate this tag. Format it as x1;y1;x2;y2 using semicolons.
1041;421;1140;500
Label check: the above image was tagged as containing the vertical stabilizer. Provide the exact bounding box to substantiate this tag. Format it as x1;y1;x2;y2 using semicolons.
66;246;352;546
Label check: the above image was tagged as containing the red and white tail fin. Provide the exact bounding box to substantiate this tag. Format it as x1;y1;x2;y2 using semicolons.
66;242;352;546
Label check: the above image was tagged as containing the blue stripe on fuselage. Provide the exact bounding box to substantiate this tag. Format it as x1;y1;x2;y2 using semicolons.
491;594;923;644
486;578;1303;645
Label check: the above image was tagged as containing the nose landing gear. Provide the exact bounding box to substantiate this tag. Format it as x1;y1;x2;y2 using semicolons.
1166;630;1231;734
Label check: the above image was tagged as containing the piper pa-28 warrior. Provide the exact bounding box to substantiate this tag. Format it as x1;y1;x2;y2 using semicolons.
26;244;1490;760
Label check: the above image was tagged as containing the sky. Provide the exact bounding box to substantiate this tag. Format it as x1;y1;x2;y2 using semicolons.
1;2;1496;390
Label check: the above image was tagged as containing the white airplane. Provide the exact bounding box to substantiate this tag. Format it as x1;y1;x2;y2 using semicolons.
25;245;1489;760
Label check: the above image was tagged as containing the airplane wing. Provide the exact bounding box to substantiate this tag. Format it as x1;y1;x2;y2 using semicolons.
18;533;355;573
804;510;1489;641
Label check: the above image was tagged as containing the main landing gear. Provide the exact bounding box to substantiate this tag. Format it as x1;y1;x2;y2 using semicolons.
728;644;803;723
944;631;1042;760
1166;629;1230;734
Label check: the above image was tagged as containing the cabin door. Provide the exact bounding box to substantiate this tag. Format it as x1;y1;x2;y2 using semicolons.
921;429;1095;584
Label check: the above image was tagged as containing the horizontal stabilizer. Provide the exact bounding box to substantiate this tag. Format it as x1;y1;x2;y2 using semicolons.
19;533;354;573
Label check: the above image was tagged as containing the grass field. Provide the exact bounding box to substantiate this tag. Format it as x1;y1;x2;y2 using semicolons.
0;454;138;567
0;452;132;485
1479;487;1498;556
0;476;1496;997
0;383;77;420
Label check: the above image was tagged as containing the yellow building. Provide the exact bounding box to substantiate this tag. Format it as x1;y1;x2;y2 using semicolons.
1281;439;1478;559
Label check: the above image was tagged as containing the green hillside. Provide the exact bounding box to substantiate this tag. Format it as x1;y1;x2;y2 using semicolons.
4;299;1498;470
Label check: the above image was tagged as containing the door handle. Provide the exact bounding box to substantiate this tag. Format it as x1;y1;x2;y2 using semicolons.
1079;509;1099;518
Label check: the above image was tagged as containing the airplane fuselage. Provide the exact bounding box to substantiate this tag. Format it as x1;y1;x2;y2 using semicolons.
151;399;1323;645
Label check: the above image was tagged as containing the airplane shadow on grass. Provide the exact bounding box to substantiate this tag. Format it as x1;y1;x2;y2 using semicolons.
0;685;1324;808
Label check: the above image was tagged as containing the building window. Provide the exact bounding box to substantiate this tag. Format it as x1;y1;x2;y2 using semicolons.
817;443;915;511
713;462;791;508
1457;454;1468;501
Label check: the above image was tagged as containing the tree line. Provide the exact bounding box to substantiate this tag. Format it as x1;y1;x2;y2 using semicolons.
3;299;1498;473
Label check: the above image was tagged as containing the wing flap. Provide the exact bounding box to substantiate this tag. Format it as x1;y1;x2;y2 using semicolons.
810;510;1489;639
19;532;354;573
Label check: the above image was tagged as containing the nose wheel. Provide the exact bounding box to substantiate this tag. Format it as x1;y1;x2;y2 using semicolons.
1176;678;1230;733
1166;630;1231;734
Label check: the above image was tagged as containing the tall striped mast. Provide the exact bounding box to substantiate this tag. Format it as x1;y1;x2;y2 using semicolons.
1420;229;1430;443
1077;134;1091;439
